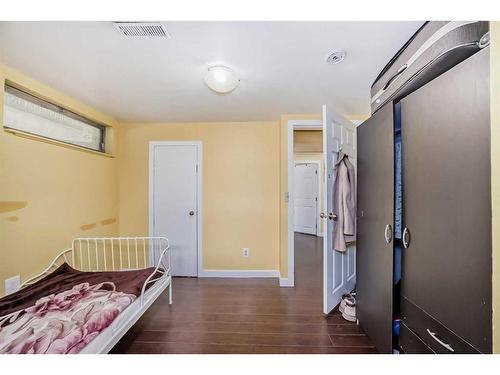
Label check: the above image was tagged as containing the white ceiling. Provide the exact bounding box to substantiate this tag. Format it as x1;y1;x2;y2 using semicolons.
0;21;424;123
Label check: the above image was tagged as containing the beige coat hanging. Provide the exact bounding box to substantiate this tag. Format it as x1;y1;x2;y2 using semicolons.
332;152;356;252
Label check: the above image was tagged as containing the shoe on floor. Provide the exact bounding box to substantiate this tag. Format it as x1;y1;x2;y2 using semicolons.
339;299;346;313
339;294;355;313
342;304;356;322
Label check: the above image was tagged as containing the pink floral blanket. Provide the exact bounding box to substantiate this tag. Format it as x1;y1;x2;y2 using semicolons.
0;282;135;354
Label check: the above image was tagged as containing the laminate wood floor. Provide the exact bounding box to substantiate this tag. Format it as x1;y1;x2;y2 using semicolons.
110;233;376;354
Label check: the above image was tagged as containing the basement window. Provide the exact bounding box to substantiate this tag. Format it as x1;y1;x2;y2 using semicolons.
3;84;106;153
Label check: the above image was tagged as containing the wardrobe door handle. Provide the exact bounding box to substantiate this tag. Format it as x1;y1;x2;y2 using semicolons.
402;227;411;249
426;329;454;352
384;224;392;244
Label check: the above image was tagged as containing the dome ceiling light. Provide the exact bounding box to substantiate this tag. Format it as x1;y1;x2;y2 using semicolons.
204;66;240;94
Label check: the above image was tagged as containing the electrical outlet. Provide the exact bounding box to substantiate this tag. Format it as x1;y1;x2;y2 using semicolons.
5;275;21;295
242;248;249;258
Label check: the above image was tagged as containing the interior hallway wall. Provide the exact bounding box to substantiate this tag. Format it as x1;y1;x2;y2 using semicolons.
0;64;120;296
117;121;280;272
294;130;323;153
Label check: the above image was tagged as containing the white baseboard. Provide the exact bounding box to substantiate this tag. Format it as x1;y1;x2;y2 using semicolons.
279;278;293;287
198;269;280;278
279;276;294;287
198;270;295;288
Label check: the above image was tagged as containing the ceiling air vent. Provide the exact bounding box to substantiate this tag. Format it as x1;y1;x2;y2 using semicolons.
113;22;170;38
326;49;347;64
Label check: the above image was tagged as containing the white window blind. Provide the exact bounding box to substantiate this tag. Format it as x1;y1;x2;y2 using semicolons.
3;85;105;152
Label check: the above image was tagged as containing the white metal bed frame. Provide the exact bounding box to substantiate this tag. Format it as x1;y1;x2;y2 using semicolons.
17;236;171;354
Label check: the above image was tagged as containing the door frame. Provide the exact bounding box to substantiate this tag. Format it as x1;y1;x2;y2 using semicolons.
293;160;322;236
149;141;203;276
285;120;323;287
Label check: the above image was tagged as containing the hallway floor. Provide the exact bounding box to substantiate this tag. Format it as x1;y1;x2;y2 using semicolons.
111;233;376;354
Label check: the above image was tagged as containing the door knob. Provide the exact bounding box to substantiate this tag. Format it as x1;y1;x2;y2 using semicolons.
328;213;337;221
189;210;195;216
320;212;337;220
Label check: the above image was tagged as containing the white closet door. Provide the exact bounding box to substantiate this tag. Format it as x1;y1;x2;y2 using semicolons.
293;163;318;235
151;143;200;277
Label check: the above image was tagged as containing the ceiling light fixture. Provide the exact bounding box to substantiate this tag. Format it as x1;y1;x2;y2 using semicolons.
204;66;240;94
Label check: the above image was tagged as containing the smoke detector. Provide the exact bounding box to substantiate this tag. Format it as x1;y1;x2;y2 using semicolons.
326;49;347;64
113;22;170;38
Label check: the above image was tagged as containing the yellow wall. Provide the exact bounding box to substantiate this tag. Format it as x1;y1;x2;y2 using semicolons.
294;130;323;153
117;121;280;271
0;64;120;296
491;21;500;353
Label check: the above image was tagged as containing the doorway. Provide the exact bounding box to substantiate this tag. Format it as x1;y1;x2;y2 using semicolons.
286;110;357;314
149;141;202;277
284;120;323;288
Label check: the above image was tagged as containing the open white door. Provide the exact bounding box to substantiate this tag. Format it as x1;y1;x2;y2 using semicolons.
322;105;357;314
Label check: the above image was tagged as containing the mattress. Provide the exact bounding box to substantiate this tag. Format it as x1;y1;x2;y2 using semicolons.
0;263;161;354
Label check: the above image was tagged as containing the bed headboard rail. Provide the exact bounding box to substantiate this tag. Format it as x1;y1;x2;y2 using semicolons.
71;237;170;272
21;237;170;288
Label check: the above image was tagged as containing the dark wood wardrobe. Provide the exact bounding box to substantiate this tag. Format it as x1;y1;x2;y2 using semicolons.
356;47;492;354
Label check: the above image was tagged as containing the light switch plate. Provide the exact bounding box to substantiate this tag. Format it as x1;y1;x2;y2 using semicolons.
5;275;21;295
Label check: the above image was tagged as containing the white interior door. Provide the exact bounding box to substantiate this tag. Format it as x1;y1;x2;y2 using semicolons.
293;163;318;235
151;142;200;277
323;105;357;314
